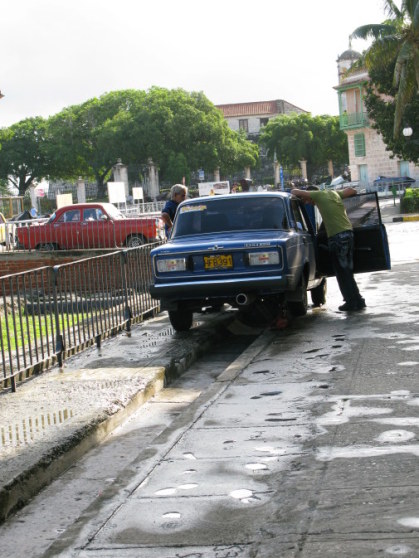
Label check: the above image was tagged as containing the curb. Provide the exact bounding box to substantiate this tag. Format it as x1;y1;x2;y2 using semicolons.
393;215;419;222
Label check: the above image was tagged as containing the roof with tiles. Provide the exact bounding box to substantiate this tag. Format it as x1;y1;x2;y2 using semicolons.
216;100;283;117
216;99;307;118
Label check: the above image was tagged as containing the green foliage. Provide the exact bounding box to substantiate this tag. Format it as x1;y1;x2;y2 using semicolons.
259;113;348;177
401;187;419;213
0;117;50;195
2;87;258;196
351;0;419;139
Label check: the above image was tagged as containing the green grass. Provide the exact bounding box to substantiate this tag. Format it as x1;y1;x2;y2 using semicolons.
1;311;92;352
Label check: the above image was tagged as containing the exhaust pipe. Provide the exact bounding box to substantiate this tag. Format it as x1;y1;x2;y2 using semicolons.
235;293;255;306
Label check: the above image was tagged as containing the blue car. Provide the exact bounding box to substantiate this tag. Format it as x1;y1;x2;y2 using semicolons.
149;192;390;331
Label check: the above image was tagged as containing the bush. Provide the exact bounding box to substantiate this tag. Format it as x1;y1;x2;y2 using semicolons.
400;188;419;213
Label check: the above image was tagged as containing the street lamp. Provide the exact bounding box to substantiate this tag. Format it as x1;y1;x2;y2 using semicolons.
403;126;413;137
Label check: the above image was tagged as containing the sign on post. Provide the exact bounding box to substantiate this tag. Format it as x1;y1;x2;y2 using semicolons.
198;181;230;197
107;182;126;204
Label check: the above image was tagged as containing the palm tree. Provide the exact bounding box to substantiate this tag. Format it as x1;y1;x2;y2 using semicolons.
350;0;419;138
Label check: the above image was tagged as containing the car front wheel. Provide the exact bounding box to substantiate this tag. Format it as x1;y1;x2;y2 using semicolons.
169;309;193;332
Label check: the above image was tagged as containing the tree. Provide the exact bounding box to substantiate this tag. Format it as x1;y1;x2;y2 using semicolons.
46;90;144;197
2;88;259;198
117;87;259;182
350;0;419;138
363;56;419;163
259;113;348;178
0;117;50;195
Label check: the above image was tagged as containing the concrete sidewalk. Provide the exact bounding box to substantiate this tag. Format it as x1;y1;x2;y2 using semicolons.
0;310;240;523
42;252;419;558
379;197;419;223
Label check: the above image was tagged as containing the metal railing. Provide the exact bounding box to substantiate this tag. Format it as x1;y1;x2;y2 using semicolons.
0;243;161;392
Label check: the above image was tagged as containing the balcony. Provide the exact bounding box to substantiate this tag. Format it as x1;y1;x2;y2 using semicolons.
340;111;369;130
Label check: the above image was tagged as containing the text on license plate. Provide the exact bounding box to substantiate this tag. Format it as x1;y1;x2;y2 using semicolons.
204;254;233;270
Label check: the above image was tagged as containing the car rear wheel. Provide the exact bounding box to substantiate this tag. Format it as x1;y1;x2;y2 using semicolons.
126;234;145;247
288;274;308;317
37;243;58;251
169;309;193;332
311;277;327;307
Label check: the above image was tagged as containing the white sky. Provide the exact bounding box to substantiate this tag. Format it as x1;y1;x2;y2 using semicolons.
1;0;388;128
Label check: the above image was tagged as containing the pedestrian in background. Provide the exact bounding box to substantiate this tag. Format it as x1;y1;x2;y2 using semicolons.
291;185;366;312
161;184;188;237
391;184;398;206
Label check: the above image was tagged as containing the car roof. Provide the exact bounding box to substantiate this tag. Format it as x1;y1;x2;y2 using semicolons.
184;191;290;204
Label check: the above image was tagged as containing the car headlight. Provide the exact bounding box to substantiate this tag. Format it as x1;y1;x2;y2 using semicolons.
156;258;187;272
248;251;280;266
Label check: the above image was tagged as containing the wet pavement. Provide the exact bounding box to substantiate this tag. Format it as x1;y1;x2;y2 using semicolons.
1;199;419;557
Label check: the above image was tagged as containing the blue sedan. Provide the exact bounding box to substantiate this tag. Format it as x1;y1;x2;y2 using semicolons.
149;192;390;331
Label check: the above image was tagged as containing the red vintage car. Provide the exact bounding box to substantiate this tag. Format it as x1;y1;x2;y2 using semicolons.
16;203;164;250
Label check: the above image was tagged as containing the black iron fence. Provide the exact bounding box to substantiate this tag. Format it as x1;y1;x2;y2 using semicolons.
0;243;161;392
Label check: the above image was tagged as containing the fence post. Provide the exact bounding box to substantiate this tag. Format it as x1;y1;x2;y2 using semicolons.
120;251;132;336
51;266;65;369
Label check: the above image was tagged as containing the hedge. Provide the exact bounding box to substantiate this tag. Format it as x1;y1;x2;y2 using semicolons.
400;188;419;213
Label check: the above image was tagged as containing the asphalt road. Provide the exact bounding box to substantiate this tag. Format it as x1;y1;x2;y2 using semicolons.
1;199;419;558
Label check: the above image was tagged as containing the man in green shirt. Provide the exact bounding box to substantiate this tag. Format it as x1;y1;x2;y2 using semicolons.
291;186;366;312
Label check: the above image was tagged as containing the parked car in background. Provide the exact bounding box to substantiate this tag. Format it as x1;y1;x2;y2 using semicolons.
16;203;164;250
149;192;391;331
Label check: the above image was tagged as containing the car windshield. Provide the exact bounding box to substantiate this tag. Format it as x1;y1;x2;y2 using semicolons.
172;196;288;237
102;203;125;219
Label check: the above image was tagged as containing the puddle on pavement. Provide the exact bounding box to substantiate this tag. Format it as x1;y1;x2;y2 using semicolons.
0;408;74;449
398;517;419;529
245;463;268;471
183;452;197;460
375;429;415;443
385;544;414;555
155;487;177;496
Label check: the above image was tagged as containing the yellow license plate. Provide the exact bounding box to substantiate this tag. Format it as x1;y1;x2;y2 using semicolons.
204;254;233;270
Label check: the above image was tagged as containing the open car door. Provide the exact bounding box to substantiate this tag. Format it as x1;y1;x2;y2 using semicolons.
316;192;391;276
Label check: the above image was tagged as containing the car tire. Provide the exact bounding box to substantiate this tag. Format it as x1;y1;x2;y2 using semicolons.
288;274;308;317
169;309;193;332
126;235;145;247
311;277;327;307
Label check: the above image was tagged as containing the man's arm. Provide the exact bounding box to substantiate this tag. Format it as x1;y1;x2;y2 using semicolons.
290;188;313;202
340;187;357;199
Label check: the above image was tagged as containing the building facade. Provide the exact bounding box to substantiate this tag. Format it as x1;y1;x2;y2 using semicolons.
215;99;308;185
335;48;419;187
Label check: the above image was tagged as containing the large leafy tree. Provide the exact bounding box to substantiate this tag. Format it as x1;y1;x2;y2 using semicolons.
0;117;50;195
46;90;143;197
115;87;259;182
351;0;419;138
2;88;259;196
259;113;348;178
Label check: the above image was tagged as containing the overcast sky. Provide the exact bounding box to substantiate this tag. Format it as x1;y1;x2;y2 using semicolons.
1;0;388;128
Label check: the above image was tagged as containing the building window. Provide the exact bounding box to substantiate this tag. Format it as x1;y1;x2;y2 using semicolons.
260;118;269;127
354;133;366;157
239;119;248;132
